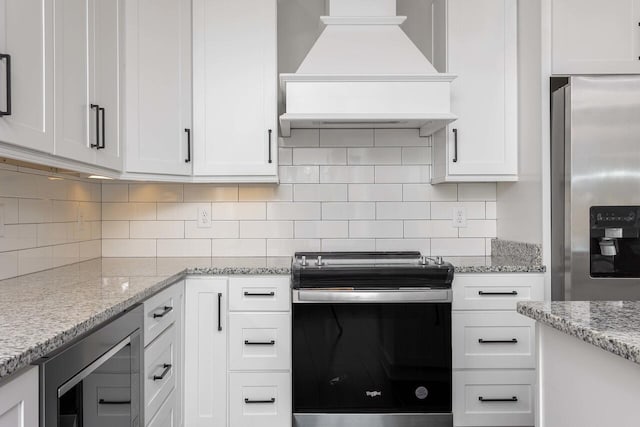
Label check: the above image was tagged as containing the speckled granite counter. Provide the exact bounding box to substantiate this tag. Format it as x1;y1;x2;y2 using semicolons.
450;239;545;273
0;257;291;380
518;301;640;365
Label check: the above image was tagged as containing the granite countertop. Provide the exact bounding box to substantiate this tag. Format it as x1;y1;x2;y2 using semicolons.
518;301;640;365
0;257;291;380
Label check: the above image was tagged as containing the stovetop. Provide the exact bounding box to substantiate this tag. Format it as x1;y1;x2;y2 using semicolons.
291;251;454;289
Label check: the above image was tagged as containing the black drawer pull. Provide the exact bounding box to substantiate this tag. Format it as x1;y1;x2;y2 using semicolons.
478;291;518;296
90;104;100;148
98;106;105;149
99;399;131;405
153;364;172;381
478;338;518;344
185;128;191;163
244;340;275;346
152;306;173;318
479;396;518;402
0;54;11;116
268;129;273;163
218;293;223;331
244;291;275;297
245;398;276;404
452;128;458;162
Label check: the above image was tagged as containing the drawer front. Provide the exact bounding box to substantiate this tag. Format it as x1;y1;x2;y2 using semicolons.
147;390;177;427
453;274;544;311
453;311;535;369
453;370;535;427
229;313;291;371
228;276;290;312
144;281;183;346
145;324;177;421
229;372;292;427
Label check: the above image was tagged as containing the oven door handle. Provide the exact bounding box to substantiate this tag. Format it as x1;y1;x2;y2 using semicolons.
293;289;452;303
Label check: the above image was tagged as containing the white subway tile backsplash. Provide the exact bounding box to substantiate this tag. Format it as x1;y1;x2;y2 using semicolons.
319;166;374;184
102;184;129;202
266;202;321;220
183;185;238;202
18;246;52;275
157;202;211;220
431;238;486;257
78;202;101;221
401;147;432;165
102;221;130;239
213;239;266;257
103;203;156;221
375;166;430;183
375;238;430;254
294;184;348;202
458;183;497;201
36;223;75;246
19;199;52;224
279;166;319;184
293;148;347;165
321;202;376;220
295;221;349;239
404;220;458;238
280;129;319;147
348;147;401;165
279;148;292;165
185;221;239;239
130;221;184;239
0;224;37;252
266;239;320;257
348;184;402;202
374;129;429;146
403;184;458;202
459;220;497;238
321;239;376;251
102;239;157;257
157;239;211;257
349;220;403;238
0;198;19;224
486;202;497;219
79;240;101;261
52;243;79;268
240;221;294;239
52;201;79;222
377;202;430;220
431;202;486;220
239;185;293;202
212;202;266;220
320;129;374;147
129;183;183;202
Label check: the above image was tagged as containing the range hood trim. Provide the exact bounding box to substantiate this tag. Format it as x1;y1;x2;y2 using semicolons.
280;73;457;86
320;16;407;25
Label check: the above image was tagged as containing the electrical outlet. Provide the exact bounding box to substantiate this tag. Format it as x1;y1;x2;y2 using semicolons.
197;206;212;228
452;207;467;228
0;204;4;237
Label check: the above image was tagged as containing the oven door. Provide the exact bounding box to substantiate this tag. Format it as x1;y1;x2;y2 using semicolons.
292;289;452;424
38;305;143;427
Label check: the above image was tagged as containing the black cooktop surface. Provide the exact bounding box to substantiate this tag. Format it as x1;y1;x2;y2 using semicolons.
291;251;454;289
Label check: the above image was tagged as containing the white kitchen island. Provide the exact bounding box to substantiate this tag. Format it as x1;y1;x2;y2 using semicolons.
518;301;640;427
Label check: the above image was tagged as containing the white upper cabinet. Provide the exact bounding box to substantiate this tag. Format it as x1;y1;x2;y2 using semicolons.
54;0;122;170
552;0;640;75
431;0;518;183
124;0;192;176
0;0;54;154
192;0;278;182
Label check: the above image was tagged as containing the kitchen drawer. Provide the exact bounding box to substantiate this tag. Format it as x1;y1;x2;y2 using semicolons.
453;370;535;427
453;311;535;369
229;313;291;371
228;276;290;312
453;274;544;311
82;373;131;426
147;389;178;427
229;372;292;427
145;324;177;422
144;281;184;346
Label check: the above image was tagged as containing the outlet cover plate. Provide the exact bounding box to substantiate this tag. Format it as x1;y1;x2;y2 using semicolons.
452;207;467;228
197;206;212;228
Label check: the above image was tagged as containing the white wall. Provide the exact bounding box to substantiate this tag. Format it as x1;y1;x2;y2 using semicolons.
496;0;543;245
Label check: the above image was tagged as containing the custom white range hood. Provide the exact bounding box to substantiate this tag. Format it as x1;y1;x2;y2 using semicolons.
279;0;457;137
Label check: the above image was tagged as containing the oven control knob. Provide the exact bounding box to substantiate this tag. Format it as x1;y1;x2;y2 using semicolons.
435;256;444;265
300;255;308;267
317;255;325;267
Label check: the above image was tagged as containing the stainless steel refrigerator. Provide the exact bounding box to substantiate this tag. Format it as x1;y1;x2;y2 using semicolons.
551;75;640;301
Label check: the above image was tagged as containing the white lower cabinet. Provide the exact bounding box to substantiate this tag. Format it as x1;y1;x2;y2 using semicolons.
145;324;178;421
452;273;543;427
229;313;291;371
229;372;292;427
147;390;178;427
0;366;38;427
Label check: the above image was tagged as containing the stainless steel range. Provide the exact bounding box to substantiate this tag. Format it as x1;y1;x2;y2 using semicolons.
291;251;454;427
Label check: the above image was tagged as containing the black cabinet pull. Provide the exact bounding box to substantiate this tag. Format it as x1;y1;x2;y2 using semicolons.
478;338;518;344
244;340;275;346
217;292;222;331
268;129;273;163
0;54;11;116
152;306;173;319
98;106;105;149
153;363;172;381
99;399;131;405
185;128;191;163
478;396;518;403
90;104;100;148
478;291;518;296
244;291;275;297
452;128;458;163
245;398;276;404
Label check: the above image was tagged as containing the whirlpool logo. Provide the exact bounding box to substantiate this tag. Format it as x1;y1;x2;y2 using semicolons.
365;391;382;398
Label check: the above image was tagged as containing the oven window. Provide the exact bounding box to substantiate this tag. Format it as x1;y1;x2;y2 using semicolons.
293;303;452;413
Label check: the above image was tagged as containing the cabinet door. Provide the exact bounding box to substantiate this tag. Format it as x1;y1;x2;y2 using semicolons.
193;0;278;180
93;0;122;171
184;278;227;427
0;366;39;427
54;0;95;164
124;0;192;176
0;0;54;153
553;0;640;74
